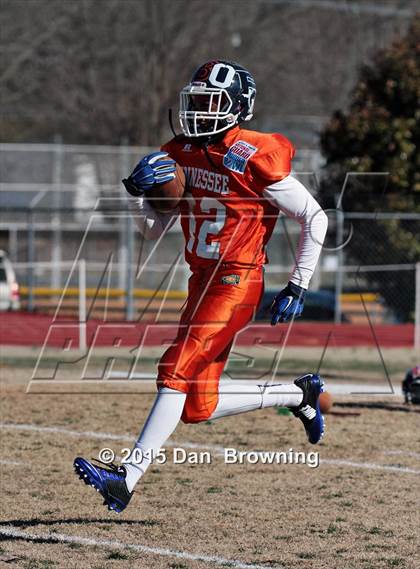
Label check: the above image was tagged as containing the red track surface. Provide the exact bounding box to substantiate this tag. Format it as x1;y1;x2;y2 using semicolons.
0;312;410;348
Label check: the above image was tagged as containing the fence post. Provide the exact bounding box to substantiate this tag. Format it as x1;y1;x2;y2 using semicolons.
27;211;35;312
78;259;87;352
51;136;63;289
415;262;420;357
119;139;130;293
9;227;18;262
126;215;134;321
334;208;344;324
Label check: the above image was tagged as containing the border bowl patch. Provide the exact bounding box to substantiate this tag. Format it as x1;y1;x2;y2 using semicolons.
223;140;257;174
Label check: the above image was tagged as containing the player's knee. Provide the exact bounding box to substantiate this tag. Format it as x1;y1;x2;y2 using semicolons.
181;407;209;424
181;393;218;424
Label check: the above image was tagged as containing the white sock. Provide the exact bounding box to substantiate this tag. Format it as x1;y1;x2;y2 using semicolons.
124;387;186;492
209;380;303;420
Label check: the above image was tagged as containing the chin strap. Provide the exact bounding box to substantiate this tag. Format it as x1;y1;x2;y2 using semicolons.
168;108;178;138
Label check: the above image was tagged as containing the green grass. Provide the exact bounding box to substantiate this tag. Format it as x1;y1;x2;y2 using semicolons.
107;550;128;560
207;486;222;494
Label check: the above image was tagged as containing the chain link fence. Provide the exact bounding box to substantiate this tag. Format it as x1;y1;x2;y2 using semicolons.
1;143;418;332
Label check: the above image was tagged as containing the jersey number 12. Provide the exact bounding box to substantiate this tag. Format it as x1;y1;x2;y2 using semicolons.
186;197;226;259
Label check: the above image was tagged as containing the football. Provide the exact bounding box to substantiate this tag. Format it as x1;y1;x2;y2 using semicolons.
147;163;186;212
319;391;333;414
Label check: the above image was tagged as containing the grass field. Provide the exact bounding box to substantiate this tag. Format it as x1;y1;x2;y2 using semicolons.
1;350;419;569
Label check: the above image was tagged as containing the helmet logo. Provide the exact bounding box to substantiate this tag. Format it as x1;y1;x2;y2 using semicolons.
208;63;236;88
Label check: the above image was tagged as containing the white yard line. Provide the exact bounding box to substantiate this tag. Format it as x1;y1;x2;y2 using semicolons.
0;527;281;569
1;422;419;475
320;458;420;475
0;422;225;453
384;450;420;459
28;375;404;396
0;422;134;442
0;459;27;466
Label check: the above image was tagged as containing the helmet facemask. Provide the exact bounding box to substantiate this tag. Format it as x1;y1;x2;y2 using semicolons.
179;84;239;137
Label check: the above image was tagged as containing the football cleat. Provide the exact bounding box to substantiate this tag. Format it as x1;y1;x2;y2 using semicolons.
73;457;133;513
290;374;325;444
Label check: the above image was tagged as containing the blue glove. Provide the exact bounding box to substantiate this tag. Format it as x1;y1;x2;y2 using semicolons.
270;281;306;325
122;151;176;197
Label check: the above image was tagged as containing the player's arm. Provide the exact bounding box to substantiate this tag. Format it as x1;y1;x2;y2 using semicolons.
129;195;178;240
122;151;179;240
263;175;328;324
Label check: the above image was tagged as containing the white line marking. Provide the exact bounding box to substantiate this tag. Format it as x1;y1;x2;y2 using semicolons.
321;458;420;475
0;422;224;453
1;422;419;475
0;527;281;569
384;450;420;459
0;459;26;466
28;375;404;396
325;383;402;396
1;422;133;441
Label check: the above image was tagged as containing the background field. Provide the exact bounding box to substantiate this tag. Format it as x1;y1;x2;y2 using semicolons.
1;349;419;569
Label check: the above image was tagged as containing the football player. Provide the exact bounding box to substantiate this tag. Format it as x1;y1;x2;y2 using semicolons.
74;60;329;512
402;365;420;404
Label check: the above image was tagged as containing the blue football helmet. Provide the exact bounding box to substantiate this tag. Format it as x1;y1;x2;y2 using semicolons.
179;60;256;137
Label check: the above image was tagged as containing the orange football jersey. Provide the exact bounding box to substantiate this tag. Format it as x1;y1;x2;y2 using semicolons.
161;126;295;270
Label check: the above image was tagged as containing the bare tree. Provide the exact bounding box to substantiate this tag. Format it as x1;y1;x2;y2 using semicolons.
0;0;413;145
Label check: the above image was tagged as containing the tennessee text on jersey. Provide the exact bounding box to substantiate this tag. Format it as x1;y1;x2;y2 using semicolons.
184;166;230;195
223;140;257;174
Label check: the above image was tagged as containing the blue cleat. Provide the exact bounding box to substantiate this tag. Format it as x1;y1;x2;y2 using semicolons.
73;457;133;513
290;373;325;444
